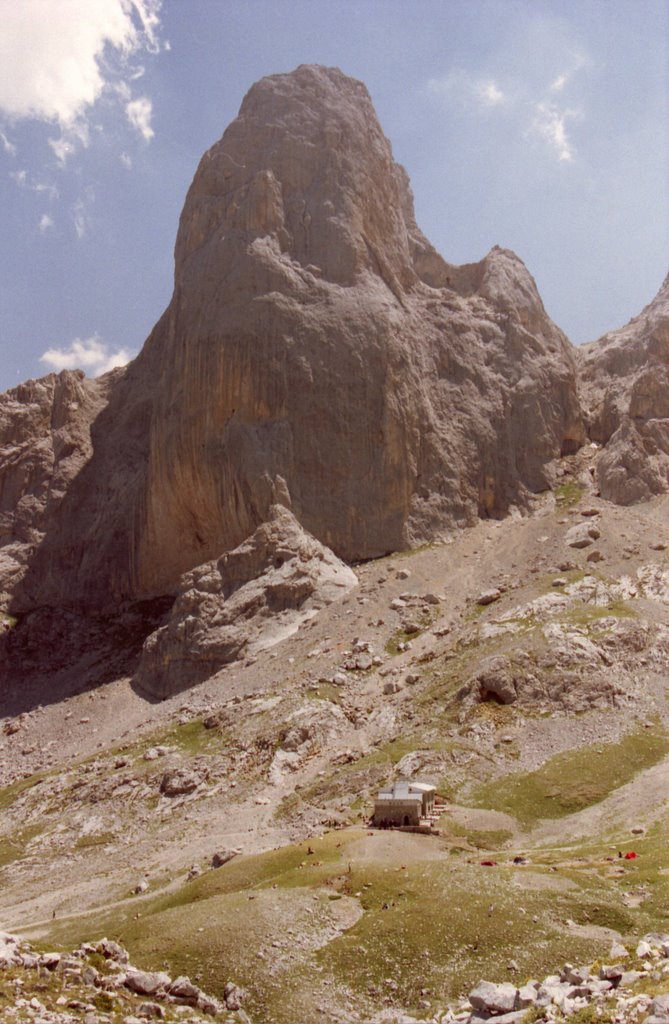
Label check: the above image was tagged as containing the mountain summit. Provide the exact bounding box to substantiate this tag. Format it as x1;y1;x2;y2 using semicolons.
3;65;586;618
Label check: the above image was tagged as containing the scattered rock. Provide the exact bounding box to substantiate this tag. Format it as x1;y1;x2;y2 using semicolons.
137;1002;164;1020
159;768;201;797
566;522;600;548
211;849;238;869
124;971;171;997
469;980;518;1014
224;982;245;1011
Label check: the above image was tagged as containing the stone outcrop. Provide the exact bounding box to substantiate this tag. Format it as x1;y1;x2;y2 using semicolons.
577;272;669;503
135;503;357;698
5;64;584;618
0;931;229;1019
0;370;108;605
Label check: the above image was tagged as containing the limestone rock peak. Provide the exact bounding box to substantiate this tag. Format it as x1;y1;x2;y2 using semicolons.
5;64;585;621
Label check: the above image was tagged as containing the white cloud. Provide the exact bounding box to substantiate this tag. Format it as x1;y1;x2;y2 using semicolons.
427;56;586;164
40;335;134;376
530;102;579;162
428;71;507;111
9;168;60;200
39;214;54;232
550;49;589;95
0;1;162;127
48;119;90;165
120;152;133;169
477;80;505;107
72;198;90;239
0;130;16;155
0;1;162;168
34;181;60;201
126;96;153;141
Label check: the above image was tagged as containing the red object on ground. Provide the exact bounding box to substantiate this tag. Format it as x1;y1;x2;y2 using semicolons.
624;851;638;860
480;860;498;866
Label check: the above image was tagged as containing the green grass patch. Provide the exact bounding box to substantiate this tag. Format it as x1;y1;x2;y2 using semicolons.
470;726;669;827
0;773;48;813
454;826;514;850
162;718;222;755
385;629;422;656
0;823;44;867
75;831;116;850
563;600;637;627
555;480;585;508
33;830;610;1022
26;818;669;1024
306;682;343;705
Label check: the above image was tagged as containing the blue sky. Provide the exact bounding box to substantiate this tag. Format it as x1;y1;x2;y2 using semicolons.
0;0;667;393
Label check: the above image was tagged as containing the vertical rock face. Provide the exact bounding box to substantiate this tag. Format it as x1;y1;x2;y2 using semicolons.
8;65;584;614
0;371;107;605
577;273;669;503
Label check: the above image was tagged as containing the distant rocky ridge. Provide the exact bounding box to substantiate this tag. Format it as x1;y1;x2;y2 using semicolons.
0;370;108;608
0;64;667;698
577;271;669;504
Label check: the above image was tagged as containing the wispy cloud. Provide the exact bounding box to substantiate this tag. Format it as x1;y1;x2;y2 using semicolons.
530;103;580;162
34;181;59;201
428;70;508;111
39;214;54;233
40;335;135;376
9;168;60;201
71;197;90;240
478;80;505;107
0;130;15;156
126;96;154;141
48;119;90;166
427;47;587;164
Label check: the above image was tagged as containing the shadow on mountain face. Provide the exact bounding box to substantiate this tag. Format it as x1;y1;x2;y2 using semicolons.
0;595;173;717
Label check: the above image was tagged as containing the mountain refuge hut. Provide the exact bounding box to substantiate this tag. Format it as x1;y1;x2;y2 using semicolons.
373;781;437;828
